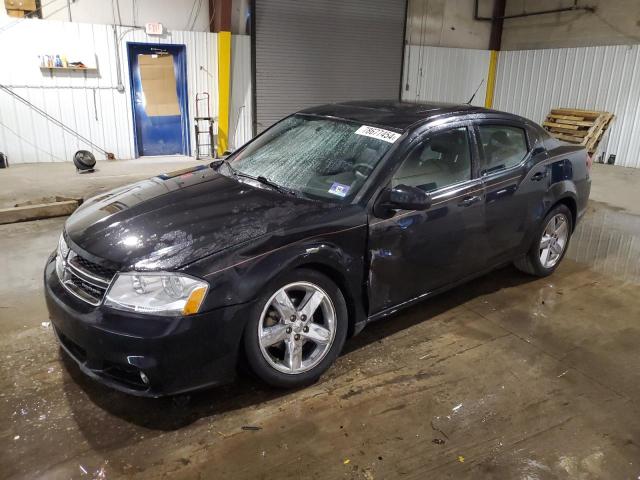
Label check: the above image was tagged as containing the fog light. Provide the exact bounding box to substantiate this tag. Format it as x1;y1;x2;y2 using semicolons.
139;371;150;385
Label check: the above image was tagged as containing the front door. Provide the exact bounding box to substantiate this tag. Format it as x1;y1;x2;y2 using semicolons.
367;125;487;315
128;43;190;156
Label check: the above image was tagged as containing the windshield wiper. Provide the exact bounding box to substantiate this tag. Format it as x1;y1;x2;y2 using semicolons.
249;174;299;197
212;160;297;197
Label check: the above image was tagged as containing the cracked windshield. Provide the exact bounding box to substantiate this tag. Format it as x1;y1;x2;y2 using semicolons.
228;114;398;201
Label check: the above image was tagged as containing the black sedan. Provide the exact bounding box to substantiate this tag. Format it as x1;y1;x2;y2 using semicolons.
44;101;591;396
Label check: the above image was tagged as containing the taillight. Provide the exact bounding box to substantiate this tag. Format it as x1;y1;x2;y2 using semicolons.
586;152;593;171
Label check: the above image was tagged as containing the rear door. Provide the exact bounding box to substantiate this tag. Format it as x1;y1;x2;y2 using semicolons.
367;123;487;315
474;121;549;265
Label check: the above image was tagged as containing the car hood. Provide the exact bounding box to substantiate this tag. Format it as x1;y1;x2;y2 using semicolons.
65;166;335;270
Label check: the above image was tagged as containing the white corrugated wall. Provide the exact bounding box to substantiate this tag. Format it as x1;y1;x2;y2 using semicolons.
493;45;640;169
229;35;253;150
402;45;490;107
0;18;219;163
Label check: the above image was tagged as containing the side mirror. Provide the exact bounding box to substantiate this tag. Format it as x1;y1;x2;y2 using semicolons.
387;184;431;211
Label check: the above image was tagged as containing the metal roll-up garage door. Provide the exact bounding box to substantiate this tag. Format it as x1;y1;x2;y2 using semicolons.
254;0;407;132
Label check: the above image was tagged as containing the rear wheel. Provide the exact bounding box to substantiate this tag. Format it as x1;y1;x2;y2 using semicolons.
243;269;348;388
514;204;572;277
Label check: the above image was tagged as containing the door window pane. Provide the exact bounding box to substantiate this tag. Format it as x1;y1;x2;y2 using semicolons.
392;127;471;192
478;125;528;174
138;53;180;117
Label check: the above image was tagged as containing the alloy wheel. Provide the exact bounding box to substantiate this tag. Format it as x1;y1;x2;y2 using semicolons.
257;281;337;374
539;213;569;269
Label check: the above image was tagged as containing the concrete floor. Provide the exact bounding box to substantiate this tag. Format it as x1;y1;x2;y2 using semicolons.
0;157;200;209
1;161;639;479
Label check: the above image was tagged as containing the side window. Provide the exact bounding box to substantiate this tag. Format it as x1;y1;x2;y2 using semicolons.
478;125;529;174
392;127;471;192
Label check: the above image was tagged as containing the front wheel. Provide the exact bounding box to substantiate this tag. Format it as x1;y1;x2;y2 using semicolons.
514;204;573;277
243;269;348;388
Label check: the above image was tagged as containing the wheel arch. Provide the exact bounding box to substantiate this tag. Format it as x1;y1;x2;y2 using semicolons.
550;195;578;231
230;240;368;338
293;261;364;338
514;192;576;277
544;178;579;231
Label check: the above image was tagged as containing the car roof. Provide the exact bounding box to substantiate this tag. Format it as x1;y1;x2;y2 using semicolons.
298;100;508;132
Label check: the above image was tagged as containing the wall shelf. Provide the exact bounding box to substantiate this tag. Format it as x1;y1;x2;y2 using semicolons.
39;66;98;78
39;66;97;72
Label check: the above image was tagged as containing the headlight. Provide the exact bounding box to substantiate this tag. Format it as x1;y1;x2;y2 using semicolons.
58;233;69;259
104;272;208;316
56;233;69;280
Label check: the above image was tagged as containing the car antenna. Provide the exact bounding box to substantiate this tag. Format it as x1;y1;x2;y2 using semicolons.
466;78;485;105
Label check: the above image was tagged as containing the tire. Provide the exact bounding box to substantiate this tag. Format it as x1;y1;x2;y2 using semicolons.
514;203;573;277
243;268;348;388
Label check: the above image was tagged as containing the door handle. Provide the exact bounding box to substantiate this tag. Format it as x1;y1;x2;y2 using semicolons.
458;195;481;207
531;171;547;181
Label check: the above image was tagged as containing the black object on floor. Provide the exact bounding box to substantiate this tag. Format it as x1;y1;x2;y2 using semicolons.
73;150;96;173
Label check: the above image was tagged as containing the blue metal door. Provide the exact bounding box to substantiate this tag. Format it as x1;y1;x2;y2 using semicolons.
128;43;190;156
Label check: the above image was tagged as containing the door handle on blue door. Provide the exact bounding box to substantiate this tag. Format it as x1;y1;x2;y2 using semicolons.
531;171;547;181
458;195;481;207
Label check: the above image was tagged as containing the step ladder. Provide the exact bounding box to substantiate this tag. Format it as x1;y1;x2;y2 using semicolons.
194;92;217;160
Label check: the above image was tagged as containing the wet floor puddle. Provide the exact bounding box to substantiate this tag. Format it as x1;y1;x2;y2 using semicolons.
567;202;640;284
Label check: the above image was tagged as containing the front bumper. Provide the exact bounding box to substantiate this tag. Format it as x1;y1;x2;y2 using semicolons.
44;253;250;397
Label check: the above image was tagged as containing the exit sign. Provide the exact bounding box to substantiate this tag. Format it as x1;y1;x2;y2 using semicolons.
145;23;164;35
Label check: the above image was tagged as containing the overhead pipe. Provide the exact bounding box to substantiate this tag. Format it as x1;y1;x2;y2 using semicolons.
474;0;594;22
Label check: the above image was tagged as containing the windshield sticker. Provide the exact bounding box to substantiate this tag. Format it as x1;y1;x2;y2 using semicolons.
355;125;401;143
328;182;350;197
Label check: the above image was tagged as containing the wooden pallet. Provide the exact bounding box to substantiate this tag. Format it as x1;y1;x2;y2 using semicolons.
542;108;614;155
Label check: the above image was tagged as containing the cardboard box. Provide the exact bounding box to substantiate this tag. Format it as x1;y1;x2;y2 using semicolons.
7;8;25;17
5;0;36;11
138;54;180;117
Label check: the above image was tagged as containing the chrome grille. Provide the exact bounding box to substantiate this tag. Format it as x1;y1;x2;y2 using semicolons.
71;254;117;279
58;251;114;306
